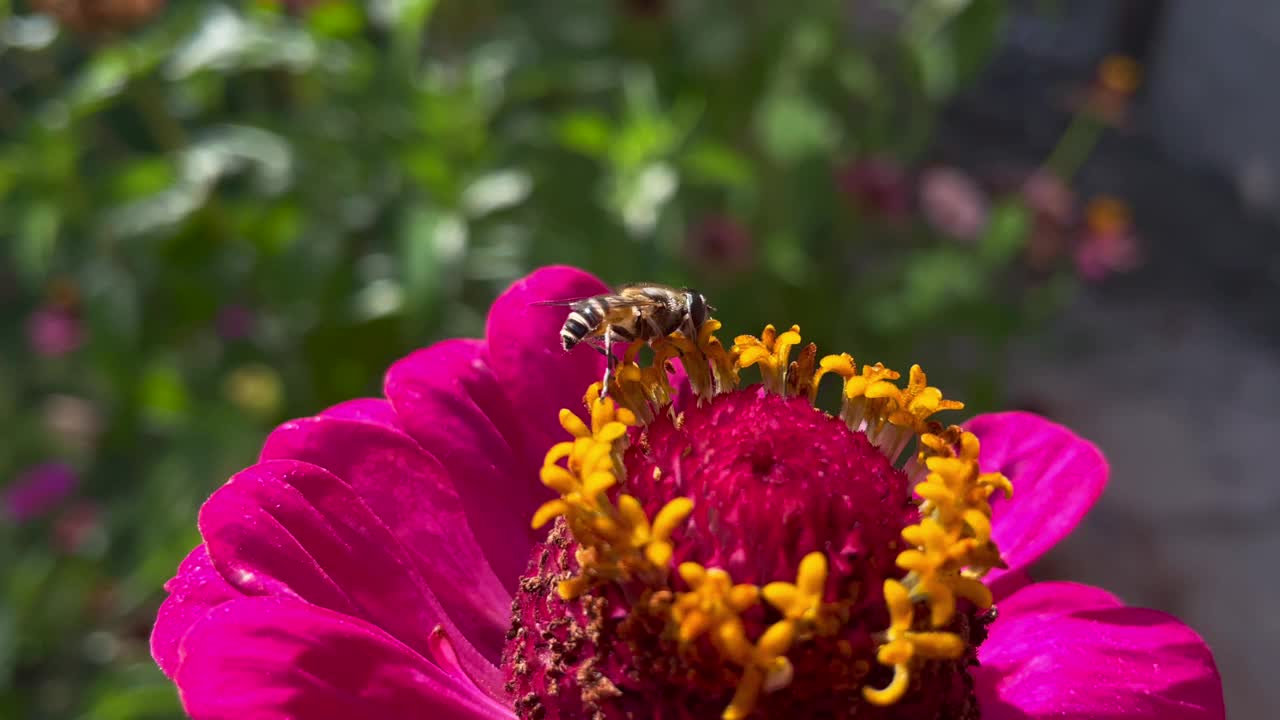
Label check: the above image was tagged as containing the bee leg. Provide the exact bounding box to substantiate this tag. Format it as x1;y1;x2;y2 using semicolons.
600;331;615;398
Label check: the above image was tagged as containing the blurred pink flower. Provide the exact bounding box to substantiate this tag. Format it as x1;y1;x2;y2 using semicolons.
1022;171;1074;226
215;304;255;341
1076;197;1142;281
919;166;988;241
686;215;754;274
54;501;103;554
837;155;911;219
1073;55;1143;128
42;394;104;451
152;266;1223;720
1022;170;1077;270
27;305;84;357
4;462;78;522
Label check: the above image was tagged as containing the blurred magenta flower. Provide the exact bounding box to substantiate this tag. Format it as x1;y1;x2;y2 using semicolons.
27;305;84;358
1076;196;1142;281
152;267;1222;719
919;166;989;241
837;155;911;219
215;304;255;341
687;215;754;275
4;462;77;522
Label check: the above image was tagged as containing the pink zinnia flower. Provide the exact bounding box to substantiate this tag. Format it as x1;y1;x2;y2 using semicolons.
1076;196;1142;281
4;462;78;522
151;266;1223;719
27;305;84;358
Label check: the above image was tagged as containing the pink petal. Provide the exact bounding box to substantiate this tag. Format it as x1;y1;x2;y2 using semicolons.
666;357;696;415
977;582;1225;720
965;412;1108;589
383;338;538;588
175;596;511;720
151;545;243;678
320;397;402;427
260;414;511;660
197;459;504;699
987;569;1032;602
484;266;609;459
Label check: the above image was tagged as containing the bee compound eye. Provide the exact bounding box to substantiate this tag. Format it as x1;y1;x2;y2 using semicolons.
687;290;708;328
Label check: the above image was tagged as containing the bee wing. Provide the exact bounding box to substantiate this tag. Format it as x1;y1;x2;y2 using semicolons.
529;295;659;309
528;297;590;307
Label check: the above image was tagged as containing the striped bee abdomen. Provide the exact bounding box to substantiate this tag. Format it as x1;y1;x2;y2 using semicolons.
560;297;609;350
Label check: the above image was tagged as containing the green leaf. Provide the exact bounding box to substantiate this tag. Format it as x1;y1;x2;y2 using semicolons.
461;169;532;218
398;206;467;314
111;158;178;202
86;680;181;720
13;202;59;282
979;201;1030;266
764;231;811;285
612;115;678;173
836;51;879;100
754;88;839;164
0;603;14;688
786;20;834;69
684;141;755;190
384;0;438;64
1;14;57;51
947;0;1007;85
139;361;189;428
613;162;678;236
167;6;318;79
65;49;133;115
556;112;614;158
306;0;366;38
904;35;958;102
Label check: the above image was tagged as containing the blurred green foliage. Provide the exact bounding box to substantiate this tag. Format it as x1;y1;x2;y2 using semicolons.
0;0;1089;717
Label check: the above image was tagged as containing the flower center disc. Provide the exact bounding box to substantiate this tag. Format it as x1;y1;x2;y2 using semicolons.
501;388;987;719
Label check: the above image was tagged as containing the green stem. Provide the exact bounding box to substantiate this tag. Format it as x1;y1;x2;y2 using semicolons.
1043;112;1103;180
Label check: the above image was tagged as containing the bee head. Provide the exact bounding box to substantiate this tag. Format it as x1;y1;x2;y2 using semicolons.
683;288;712;331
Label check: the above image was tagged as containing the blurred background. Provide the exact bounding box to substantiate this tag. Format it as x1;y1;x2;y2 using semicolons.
1;0;1275;717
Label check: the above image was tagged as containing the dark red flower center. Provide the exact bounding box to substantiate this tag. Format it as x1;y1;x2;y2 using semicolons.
501;388;989;719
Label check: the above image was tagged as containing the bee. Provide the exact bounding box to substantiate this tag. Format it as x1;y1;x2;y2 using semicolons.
535;284;715;393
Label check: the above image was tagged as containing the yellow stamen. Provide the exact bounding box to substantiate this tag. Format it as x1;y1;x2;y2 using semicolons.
535;389;697;597
761;552;832;632
733;324;803;395
866;427;1012;701
662;318;739;402
673;563;760;664
863;365;964;459
862;578;966;705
